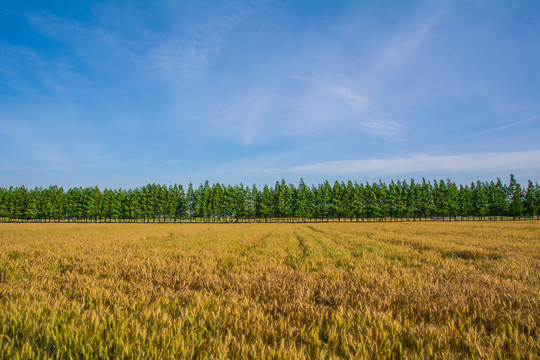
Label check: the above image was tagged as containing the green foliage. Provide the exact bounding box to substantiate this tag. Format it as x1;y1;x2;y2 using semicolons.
508;174;524;218
0;176;539;222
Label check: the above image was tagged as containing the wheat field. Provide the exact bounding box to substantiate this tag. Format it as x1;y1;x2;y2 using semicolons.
0;222;539;359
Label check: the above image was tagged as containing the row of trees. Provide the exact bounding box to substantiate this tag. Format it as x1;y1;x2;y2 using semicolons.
1;175;539;222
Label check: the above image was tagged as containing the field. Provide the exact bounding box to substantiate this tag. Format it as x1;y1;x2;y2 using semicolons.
0;222;539;359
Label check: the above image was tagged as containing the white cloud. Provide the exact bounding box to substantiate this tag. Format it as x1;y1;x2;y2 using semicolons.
295;76;370;107
373;13;442;75
465;114;540;138
24;4;247;85
291;150;540;175
292;76;402;138
204;76;402;147
148;38;215;81
0;120;71;172
264;6;449;144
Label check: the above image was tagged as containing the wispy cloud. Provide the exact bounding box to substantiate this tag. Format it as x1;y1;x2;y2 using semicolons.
152;3;446;146
185;5;450;147
464;114;540;139
367;8;446;79
291;150;540;176
293;76;402;138
295;76;370;107
205;77;402;147
147;37;217;81
26;12;135;77
0;41;60;96
24;3;249;86
2;1;539;187
0;120;72;172
145;7;251;83
0;116;119;173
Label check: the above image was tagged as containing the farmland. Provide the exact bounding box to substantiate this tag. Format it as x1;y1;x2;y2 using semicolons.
0;222;539;359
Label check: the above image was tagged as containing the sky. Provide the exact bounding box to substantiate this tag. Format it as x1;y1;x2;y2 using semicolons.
1;0;540;189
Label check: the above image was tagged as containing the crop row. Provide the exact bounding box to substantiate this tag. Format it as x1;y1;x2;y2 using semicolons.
1;222;539;358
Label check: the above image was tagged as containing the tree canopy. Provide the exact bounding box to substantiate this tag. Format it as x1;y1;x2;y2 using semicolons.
1;176;539;222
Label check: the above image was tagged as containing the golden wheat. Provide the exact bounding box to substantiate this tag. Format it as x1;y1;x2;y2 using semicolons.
0;222;539;359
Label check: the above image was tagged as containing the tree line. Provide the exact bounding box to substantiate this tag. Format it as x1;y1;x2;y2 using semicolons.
0;175;539;223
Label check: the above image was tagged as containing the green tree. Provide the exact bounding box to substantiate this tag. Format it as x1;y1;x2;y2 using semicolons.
458;184;473;218
433;180;448;220
83;187;101;222
345;181;356;221
446;179;459;220
296;179;312;221
492;178;508;219
417;178;432;220
351;182;364;221
116;188;127;221
535;182;540;220
386;181;398;220
211;183;223;221
279;181;293;222
260;184;273;222
169;184;185;222
272;181;282;219
43;185;64;222
363;183;376;220
409;179;420;221
129;188;144;222
186;183;196;221
507;174;523;219
374;181;388;220
24;188;40;221
331;181;345;221
66;187;81;221
101;188;115;222
0;188;9;221
232;184;247;221
289;183;298;221
400;180;413;219
523;180;537;219
317;180;331;221
472;181;488;220
251;184;261;221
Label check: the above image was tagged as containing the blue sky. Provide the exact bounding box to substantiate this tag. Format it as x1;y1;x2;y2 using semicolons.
1;1;540;189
